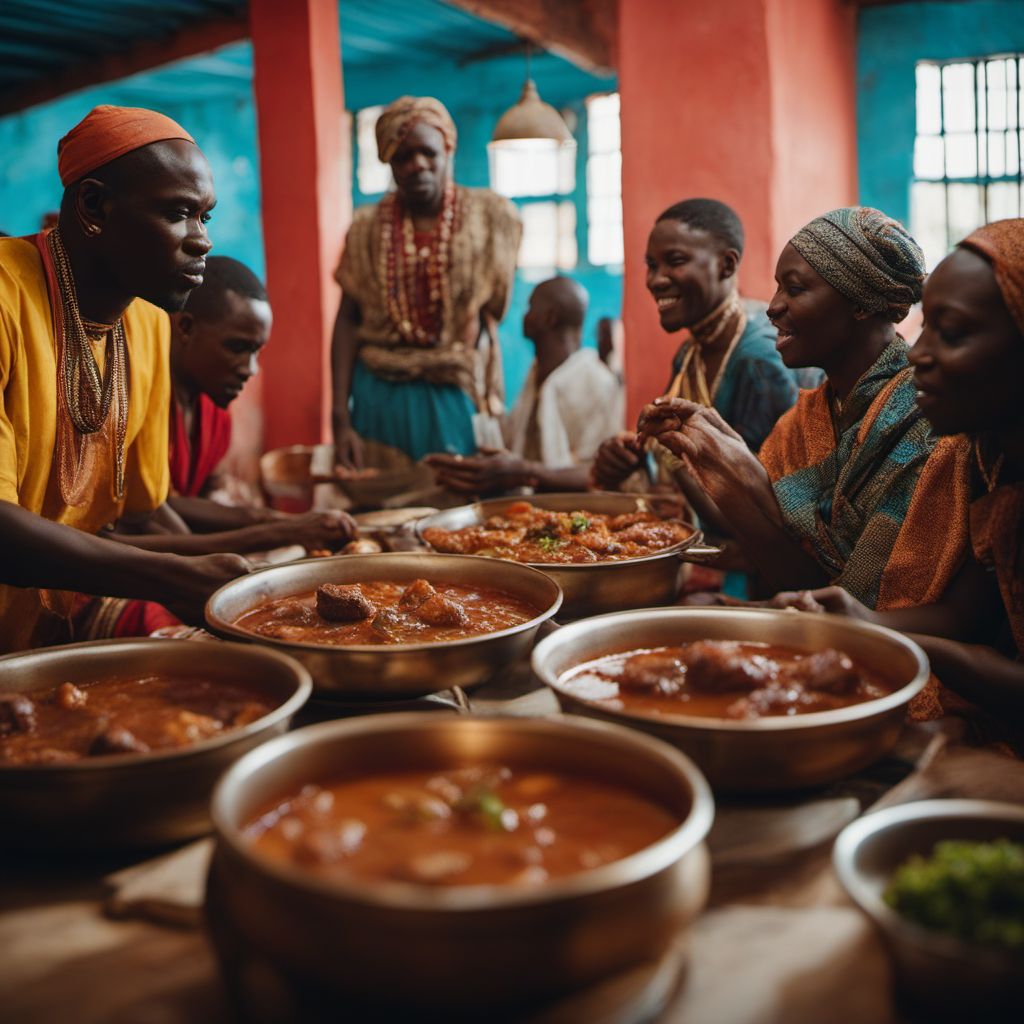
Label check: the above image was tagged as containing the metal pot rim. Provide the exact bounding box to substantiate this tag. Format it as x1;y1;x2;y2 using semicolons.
0;637;313;774
211;712;715;912
532;607;930;732
833;798;1024;966
205;552;563;652
415;493;703;569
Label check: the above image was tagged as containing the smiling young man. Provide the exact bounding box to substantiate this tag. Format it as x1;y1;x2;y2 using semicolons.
330;96;521;469
592;199;800;499
0;105;252;651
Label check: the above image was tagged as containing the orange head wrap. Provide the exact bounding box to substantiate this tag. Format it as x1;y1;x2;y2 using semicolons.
959;218;1024;337
375;96;457;164
57;105;196;187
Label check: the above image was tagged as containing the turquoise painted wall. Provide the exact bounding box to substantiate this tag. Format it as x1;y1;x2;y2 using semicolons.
858;0;1024;227
0;41;617;406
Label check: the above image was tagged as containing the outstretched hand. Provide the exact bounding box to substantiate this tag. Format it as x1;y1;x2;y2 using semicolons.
425;448;534;496
767;586;877;622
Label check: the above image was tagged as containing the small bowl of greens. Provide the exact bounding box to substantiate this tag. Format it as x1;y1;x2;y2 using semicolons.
834;799;1024;1020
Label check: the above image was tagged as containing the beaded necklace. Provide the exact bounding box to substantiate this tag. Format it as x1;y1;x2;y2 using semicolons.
46;228;129;499
379;181;457;346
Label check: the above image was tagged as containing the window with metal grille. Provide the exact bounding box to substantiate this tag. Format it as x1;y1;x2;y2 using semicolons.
912;56;1023;270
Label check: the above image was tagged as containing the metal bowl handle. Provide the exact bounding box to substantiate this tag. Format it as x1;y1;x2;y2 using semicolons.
677;543;724;566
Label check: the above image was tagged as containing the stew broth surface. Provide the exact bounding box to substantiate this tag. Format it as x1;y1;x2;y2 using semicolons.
0;675;276;765
560;641;893;720
423;500;692;564
245;765;678;887
233;579;541;646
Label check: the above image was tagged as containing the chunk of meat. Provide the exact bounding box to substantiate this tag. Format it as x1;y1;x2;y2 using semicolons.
608;511;655;531
341;538;382;555
725;681;844;719
57;682;87;710
793;649;861;695
415;594;469;628
5;746;77;765
619;652;687;695
90;725;150;756
401;850;472;884
398;578;437;611
316;583;376;622
0;693;36;737
294;819;367;865
369;608;404;640
162;710;222;746
684;641;778;693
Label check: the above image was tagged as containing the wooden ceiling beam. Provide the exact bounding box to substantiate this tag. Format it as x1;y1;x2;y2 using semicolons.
443;0;617;75
0;14;248;117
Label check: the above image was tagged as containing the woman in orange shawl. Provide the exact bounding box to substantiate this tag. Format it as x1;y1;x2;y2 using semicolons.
771;219;1024;722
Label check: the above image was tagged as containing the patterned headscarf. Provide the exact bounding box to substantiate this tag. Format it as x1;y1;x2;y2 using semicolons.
959;218;1024;337
375;96;457;164
790;207;925;323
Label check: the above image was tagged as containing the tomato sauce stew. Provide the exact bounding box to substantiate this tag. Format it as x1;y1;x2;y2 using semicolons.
0;676;276;765
559;641;893;720
233;578;541;646
244;765;678;886
422;501;692;564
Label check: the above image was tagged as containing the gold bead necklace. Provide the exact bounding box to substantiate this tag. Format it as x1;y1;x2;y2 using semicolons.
47;228;128;499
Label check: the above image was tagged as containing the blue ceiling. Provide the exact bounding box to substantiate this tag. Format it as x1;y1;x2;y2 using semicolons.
0;0;546;103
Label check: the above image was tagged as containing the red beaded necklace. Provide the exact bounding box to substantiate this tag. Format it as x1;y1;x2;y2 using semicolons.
379;181;457;346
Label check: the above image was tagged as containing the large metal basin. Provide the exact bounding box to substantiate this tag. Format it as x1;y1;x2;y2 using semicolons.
205;552;562;700
416;492;716;619
207;712;713;1016
532;607;929;793
0;638;311;851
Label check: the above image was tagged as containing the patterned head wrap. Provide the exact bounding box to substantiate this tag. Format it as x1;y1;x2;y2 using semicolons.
58;105;195;187
789;206;925;323
959;219;1024;337
375;96;457;164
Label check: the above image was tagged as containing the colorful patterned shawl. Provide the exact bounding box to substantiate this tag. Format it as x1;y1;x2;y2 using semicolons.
759;339;971;610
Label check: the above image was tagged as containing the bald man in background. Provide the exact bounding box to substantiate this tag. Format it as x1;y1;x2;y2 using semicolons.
427;277;622;495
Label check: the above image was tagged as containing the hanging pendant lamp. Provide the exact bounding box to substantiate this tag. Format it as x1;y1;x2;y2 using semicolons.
489;44;575;152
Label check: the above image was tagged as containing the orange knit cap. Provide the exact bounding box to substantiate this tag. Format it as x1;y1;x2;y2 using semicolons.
959;218;1024;337
57;105;196;187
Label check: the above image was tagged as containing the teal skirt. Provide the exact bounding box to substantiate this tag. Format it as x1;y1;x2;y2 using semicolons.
351;360;477;461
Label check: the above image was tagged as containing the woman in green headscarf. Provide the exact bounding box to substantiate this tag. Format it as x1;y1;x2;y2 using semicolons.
638;206;971;611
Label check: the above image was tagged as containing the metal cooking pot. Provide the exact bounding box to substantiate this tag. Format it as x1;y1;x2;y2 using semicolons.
532;607;929;793
416;492;719;619
207;713;714;1016
205;552;562;700
0;638;311;851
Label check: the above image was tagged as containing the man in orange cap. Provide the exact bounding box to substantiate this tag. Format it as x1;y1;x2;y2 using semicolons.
0;105;255;652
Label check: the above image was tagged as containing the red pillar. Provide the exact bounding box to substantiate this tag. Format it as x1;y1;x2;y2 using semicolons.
250;0;351;450
617;0;856;422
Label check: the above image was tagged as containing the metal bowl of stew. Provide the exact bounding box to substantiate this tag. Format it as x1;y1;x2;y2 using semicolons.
834;799;1024;1018
532;607;929;793
416;493;719;619
0;638;311;851
205;552;562;700
207;712;713;1016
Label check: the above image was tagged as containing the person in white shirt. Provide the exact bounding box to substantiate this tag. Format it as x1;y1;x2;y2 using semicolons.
427;277;623;494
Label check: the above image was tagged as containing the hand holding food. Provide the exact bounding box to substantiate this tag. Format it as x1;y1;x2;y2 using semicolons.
590;432;644;490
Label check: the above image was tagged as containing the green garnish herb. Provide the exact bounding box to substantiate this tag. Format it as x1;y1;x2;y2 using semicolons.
570;514;590;534
883;838;1024;950
538;535;566;553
